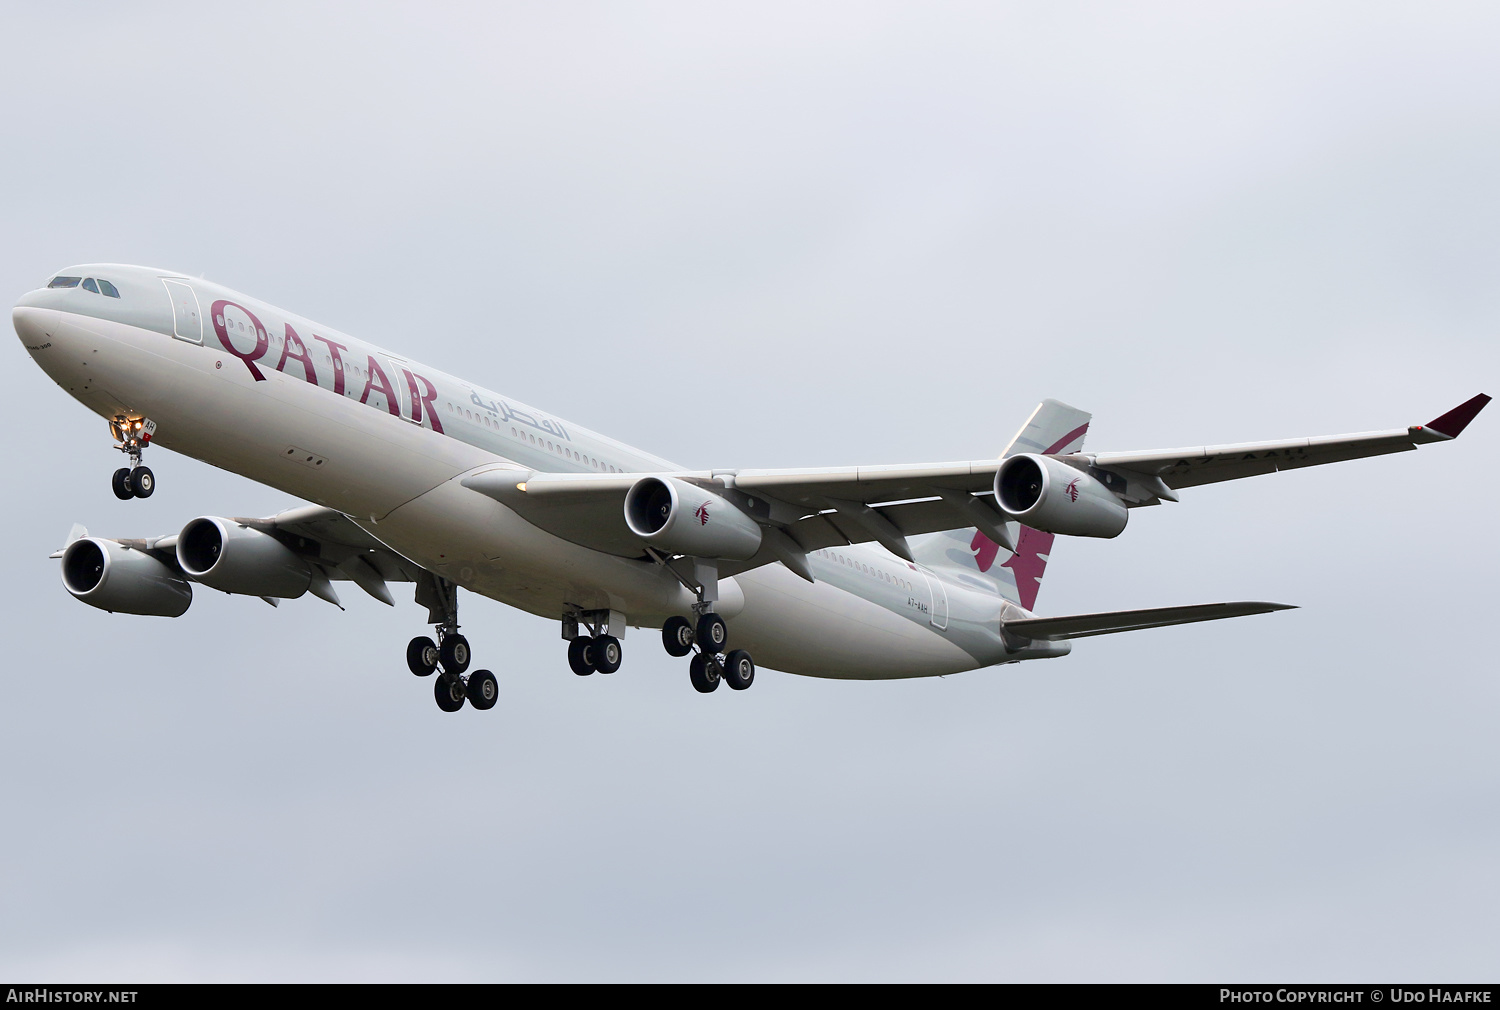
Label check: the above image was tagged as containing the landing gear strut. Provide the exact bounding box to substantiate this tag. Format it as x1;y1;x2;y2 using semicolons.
648;553;756;695
412;572;495;713
109;416;156;500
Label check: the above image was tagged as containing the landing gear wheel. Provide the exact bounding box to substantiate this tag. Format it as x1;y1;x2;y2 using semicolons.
689;652;721;693
438;633;471;674
696;613;728;654
467;670;498;710
406;636;439;677
662;616;694;657
111;468;134;500
593;635;622;674
723;650;755;691
568;637;596;676
435;675;466;712
127;466;154;498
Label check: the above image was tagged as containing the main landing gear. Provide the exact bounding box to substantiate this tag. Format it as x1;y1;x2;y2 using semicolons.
563;610;623;676
409;573;497;713
652;555;755;695
109;416;157;500
666;613;756;694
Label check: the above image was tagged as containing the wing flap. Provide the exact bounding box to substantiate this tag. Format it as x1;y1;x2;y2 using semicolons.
255;506;426;583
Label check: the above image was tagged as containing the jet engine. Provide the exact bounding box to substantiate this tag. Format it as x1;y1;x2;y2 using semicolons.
623;477;763;560
176;517;313;598
61;537;193;617
994;453;1128;538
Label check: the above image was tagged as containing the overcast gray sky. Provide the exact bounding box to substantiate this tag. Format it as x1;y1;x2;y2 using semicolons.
1;1;1497;982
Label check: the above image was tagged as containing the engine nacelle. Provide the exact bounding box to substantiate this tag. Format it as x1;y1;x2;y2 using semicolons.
61;537;192;617
176;517;313;598
994;454;1128;538
624;477;763;560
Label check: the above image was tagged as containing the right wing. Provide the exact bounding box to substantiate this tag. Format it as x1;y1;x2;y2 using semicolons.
56;505;427;610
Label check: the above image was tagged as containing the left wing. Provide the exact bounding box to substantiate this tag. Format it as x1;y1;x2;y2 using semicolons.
462;394;1489;578
1085;393;1491;500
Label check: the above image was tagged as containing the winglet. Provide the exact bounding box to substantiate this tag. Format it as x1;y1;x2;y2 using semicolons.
1425;394;1491;438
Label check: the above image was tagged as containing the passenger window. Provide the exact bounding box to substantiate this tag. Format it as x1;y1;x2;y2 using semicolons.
82;278;100;294
97;279;120;298
48;276;81;288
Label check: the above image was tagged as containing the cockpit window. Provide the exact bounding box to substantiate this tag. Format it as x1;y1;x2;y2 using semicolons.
82;278;99;294
97;279;120;298
47;276;81;289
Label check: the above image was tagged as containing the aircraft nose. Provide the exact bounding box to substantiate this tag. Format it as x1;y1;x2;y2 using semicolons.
14;304;59;352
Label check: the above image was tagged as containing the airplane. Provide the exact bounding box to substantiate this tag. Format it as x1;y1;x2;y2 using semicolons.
14;263;1490;712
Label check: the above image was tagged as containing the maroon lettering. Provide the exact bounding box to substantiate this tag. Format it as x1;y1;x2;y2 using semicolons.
211;299;270;381
312;335;349;395
276;323;318;385
360;356;400;416
402;368;444;433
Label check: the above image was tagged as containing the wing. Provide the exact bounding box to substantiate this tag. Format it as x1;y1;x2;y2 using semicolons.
462;394;1489;580
461;400;1088;569
55;505;425;609
462;460;1018;575
1086;393;1491;501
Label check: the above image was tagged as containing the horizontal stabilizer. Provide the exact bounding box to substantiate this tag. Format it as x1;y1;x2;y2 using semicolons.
1004;601;1296;641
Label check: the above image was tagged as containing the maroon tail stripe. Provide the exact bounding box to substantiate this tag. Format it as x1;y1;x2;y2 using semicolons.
1042;422;1090;455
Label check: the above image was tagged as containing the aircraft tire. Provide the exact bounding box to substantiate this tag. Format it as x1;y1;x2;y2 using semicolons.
661;617;693;657
435;675;466;712
406;636;439;676
467;670;498;710
127;466;154;498
689;652;720;694
695;613;728;655
568;638;595;676
723;650;755;691
439;633;471;675
111;468;134;500
593;635;622;674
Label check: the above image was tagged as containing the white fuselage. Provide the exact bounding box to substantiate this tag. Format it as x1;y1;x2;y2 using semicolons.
16;264;1065;679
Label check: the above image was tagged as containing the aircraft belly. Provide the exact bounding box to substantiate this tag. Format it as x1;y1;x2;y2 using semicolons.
727;565;983;680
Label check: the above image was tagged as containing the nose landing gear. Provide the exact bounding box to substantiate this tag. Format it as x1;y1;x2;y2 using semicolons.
109;416;157;499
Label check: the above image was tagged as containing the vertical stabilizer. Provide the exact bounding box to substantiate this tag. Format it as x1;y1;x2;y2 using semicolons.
1002;398;1091;458
913;399;1091;610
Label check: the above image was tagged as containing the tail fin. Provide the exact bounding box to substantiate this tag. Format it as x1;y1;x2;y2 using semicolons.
1002;398;1091;458
912;399;1091;610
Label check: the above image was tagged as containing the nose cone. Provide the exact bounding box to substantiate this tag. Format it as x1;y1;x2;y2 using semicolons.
14;303;58;353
